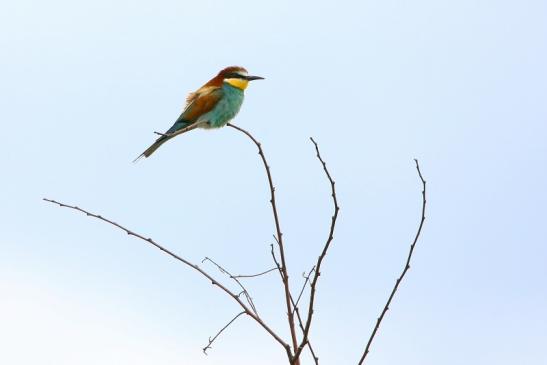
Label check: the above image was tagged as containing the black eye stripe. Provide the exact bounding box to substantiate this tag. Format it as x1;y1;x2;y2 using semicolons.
226;72;247;79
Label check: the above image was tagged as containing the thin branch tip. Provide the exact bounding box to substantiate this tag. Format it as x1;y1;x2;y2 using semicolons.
202;311;246;355
357;160;427;364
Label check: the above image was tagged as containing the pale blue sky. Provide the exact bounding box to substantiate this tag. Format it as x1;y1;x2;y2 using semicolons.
1;0;546;364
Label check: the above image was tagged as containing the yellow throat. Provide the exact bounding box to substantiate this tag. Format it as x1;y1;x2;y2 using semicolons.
224;78;249;90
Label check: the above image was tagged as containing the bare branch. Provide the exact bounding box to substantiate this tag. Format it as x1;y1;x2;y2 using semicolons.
228;123;300;363
202;257;259;317
357;159;427;364
203;311;246;355
42;198;291;356
272;244;319;364
293;137;340;363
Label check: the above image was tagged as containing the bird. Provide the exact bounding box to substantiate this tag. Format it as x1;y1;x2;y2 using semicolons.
134;66;264;161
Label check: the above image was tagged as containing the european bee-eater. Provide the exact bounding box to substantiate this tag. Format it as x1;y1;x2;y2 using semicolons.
135;66;264;161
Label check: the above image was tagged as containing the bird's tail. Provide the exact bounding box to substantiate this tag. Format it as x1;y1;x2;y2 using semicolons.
133;134;173;162
133;120;194;162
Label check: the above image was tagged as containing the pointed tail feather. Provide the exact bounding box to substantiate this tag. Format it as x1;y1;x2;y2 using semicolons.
133;134;173;162
133;120;199;162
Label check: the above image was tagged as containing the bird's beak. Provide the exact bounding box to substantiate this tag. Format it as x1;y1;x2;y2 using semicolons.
245;75;265;81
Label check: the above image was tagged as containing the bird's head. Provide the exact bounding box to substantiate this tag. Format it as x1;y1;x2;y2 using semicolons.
218;66;264;90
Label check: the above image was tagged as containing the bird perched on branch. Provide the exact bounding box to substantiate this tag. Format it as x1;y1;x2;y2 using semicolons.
134;66;264;161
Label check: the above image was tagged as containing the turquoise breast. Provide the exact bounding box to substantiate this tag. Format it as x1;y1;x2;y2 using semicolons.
199;83;245;128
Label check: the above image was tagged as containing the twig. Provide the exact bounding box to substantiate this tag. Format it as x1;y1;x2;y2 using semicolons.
270;243;283;277
228;123;300;364
357;159;427;364
293;137;340;363
154;121;205;139
203;311;246;355
202;257;259;317
42;198;292;358
292;267;315;316
232;267;278;279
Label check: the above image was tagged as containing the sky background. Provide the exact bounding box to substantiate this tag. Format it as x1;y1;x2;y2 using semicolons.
1;0;546;364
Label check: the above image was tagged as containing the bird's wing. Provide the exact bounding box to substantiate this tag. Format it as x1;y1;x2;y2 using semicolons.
177;86;223;123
